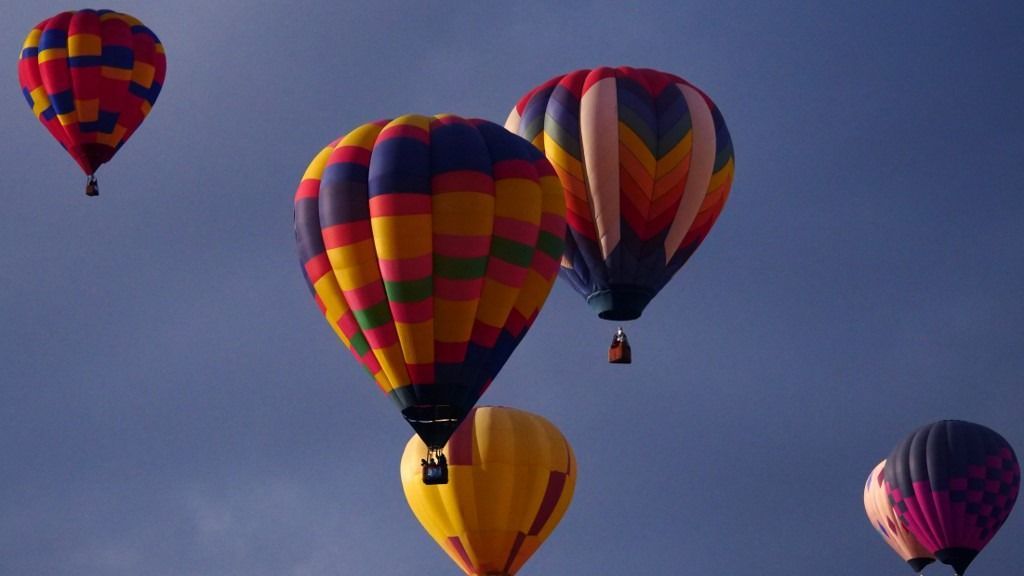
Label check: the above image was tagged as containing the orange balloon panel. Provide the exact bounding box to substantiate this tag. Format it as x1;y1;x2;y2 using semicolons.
400;406;575;575
864;459;934;573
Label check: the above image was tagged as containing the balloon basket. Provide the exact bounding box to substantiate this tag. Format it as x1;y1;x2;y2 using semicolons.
85;175;99;197
608;327;632;364
421;448;448;485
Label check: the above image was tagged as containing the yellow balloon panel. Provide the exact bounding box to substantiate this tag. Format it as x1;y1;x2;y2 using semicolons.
401;406;576;576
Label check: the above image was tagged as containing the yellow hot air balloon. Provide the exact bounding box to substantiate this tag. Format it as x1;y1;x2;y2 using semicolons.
400;406;576;575
864;459;934;573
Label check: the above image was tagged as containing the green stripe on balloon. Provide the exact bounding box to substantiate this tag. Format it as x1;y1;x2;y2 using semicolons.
435;255;488;279
353;300;392;329
349;331;372;356
384;277;432;302
537;231;565;259
491;237;535;267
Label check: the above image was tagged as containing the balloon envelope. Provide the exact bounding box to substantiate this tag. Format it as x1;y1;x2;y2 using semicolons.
294;115;566;449
506;66;734;321
864;459;934;572
400;406;576;575
18;9;165;177
885;420;1020;575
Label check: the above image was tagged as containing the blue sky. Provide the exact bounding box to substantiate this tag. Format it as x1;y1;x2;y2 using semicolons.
2;1;1022;574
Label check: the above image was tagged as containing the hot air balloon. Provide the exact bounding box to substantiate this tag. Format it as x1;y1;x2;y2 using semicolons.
506;67;734;361
864;459;934;573
18;9;166;196
294;115;566;474
400;406;575;575
885;420;1020;575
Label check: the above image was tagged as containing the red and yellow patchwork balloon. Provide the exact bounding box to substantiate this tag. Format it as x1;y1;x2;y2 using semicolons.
18;9;165;194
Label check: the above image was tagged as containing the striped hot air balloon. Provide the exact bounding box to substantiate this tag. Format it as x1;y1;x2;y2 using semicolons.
506;67;733;323
293;115;566;451
885;420;1020;575
18;9;165;196
400;406;576;576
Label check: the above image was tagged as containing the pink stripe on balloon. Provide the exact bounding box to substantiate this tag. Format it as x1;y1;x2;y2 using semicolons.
406;363;433;385
295;178;321;200
369;193;431;216
533;158;556;178
359;348;381;375
362;324;399;350
539;212;566;235
446;537;475;574
432;170;493;194
528;471;567;535
446;409;476;465
335;310;361;339
502;532;527;575
436;341;467;363
486;258;528;287
390;299;433;323
898;497;937;552
322;221;373;249
328;145;371;166
493;216;539;245
913;482;948;550
470;322;501;348
434;234;490;258
379;254;432;281
531;252;560;279
304;253;331;283
504;310;528;338
928;488;955;548
492;158;536;180
343;281;386;310
904;482;942;552
435;277;483;301
378;123;429;144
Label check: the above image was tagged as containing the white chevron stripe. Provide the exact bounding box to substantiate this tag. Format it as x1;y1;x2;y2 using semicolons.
663;82;716;263
580;75;621;260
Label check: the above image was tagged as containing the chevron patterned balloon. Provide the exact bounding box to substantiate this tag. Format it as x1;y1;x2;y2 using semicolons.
507;67;733;321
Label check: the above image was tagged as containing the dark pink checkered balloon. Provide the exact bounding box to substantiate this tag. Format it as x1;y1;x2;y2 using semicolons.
885;420;1019;575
